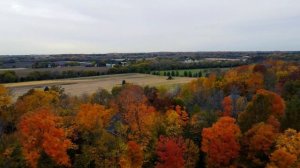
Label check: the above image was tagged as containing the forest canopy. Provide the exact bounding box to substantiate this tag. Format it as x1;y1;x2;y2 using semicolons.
0;60;300;168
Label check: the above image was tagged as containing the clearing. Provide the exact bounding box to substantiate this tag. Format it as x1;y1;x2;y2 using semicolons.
4;73;194;99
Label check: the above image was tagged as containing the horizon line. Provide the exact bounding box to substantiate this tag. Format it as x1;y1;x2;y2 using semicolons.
1;50;300;56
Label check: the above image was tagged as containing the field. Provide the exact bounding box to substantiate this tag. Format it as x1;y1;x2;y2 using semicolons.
152;68;229;77
0;66;109;77
4;73;194;100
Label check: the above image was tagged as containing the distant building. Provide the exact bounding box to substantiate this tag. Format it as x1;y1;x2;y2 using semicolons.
78;62;93;67
105;59;127;67
183;58;200;63
106;63;116;68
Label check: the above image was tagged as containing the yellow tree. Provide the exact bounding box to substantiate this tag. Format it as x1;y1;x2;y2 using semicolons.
165;109;182;136
0;85;12;130
184;139;199;168
0;85;11;108
164;105;189;136
15;89;59;117
267;129;300;168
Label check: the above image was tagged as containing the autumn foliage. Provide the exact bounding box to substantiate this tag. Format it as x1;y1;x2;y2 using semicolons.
222;96;232;116
76;103;113;131
243;122;279;165
15;89;59;116
256;89;286;117
155;136;186;168
1;60;299;168
116;85;156;144
18;108;74;168
267;129;300;168
164;105;189;136
120;141;144;168
0;85;11;108
238;89;285;132
201;117;241;167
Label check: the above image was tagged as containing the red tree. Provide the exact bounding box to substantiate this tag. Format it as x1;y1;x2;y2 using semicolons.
222;96;232;116
155;136;186;168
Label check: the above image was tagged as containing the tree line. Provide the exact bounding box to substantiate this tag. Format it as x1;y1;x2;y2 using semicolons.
0;70;108;83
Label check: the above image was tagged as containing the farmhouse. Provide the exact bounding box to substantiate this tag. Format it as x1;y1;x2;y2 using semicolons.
106;59;127;67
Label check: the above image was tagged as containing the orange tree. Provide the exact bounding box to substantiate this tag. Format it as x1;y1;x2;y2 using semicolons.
242;122;279;166
201;117;241;167
116;85;156;146
18;108;74;168
119;141;144;168
238;89;285;132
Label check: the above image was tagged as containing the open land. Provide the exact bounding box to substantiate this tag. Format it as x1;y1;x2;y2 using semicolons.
4;73;194;99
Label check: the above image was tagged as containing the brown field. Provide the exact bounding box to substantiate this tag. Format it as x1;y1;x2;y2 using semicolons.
0;66;109;77
4;73;194;100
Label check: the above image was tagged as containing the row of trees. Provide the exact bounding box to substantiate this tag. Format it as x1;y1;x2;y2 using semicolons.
108;59;246;74
0;70;108;83
151;70;205;78
0;60;299;167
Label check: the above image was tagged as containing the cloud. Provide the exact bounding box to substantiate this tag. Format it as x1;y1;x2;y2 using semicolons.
0;0;299;54
7;1;96;22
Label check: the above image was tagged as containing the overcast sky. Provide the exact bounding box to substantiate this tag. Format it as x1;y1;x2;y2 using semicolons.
0;0;299;54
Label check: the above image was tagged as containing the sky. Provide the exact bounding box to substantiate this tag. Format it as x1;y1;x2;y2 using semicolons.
0;0;300;54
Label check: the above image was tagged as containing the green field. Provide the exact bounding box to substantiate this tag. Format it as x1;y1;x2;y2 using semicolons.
151;68;229;77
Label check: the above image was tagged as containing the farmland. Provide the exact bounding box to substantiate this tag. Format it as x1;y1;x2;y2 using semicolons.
4;73;194;99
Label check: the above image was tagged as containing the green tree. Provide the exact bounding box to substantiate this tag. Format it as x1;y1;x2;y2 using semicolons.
167;72;171;77
0;71;18;83
90;88;112;106
198;71;202;77
281;80;300;131
184;71;188;77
